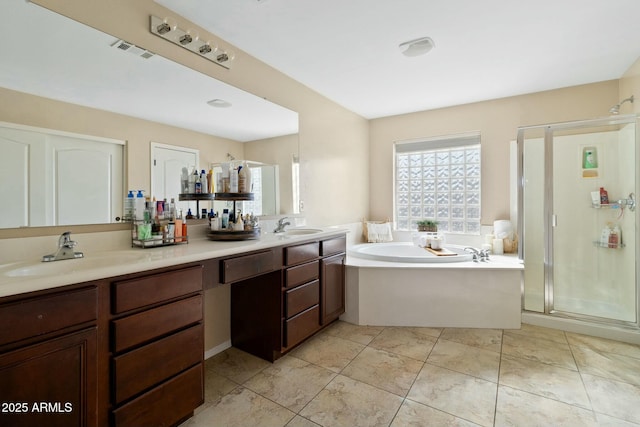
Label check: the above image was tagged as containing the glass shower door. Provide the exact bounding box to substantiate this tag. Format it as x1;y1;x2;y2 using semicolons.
550;120;637;323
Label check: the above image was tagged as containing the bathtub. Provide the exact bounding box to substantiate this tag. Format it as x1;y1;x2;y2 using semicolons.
343;242;524;329
348;242;474;263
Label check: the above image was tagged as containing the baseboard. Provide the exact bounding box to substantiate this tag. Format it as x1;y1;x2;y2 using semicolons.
204;340;232;360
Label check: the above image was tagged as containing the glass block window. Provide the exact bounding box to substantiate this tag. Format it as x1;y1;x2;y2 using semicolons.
394;133;481;234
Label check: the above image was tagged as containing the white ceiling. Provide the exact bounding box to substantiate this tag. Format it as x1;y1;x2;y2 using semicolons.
156;0;640;119
0;1;298;142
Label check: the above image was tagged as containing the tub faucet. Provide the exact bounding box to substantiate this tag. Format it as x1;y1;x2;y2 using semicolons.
464;247;489;262
273;217;291;233
42;231;84;262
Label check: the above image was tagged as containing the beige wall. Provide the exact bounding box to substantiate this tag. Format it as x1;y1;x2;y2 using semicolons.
620;57;640;114
33;0;370;227
369;81;620;224
244;134;299;215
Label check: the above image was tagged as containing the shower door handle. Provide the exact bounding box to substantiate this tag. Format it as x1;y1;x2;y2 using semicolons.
551;214;558;227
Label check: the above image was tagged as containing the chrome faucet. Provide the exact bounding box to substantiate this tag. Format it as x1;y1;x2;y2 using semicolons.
42;231;84;262
464;247;490;262
273;217;291;233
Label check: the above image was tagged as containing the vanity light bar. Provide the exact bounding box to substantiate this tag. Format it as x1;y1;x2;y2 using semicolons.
150;15;234;69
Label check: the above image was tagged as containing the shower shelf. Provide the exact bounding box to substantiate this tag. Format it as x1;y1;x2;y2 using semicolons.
591;203;622;209
592;241;625;249
591;194;635;212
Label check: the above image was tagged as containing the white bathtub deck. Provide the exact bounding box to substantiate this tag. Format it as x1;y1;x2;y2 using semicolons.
343;254;524;329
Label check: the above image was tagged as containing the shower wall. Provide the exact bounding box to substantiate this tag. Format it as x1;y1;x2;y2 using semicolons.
552;128;636;321
520;118;638;325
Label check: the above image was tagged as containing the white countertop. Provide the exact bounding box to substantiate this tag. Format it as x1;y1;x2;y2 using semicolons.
0;227;348;298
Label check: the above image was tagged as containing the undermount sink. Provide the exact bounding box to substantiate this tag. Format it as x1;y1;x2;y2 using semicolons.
283;228;324;235
2;253;149;277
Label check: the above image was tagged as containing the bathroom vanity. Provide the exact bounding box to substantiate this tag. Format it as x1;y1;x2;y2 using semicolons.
0;229;346;427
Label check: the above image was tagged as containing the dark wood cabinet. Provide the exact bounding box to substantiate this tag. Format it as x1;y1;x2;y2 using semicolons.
0;286;98;427
230;234;346;361
109;265;204;427
321;253;346;325
0;231;345;425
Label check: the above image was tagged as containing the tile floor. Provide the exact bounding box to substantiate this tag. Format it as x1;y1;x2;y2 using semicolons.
181;321;640;427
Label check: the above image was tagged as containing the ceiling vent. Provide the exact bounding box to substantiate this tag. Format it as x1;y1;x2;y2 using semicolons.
111;40;155;59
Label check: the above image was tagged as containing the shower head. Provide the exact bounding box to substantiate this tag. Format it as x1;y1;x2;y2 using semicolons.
609;95;634;115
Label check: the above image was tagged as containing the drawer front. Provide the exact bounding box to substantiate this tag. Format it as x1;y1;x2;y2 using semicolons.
284;305;320;349
112;295;202;353
284;242;319;266
112;363;203;427
285;260;319;289
0;286;97;346
285;280;319;318
112;266;203;314
222;250;274;284
321;236;347;256
113;323;203;404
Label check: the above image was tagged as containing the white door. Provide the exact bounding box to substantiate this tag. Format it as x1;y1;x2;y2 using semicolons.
151;143;199;216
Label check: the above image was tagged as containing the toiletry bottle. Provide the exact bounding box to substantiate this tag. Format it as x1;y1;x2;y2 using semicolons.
174;210;183;242
207;169;214;193
600;187;609;205
200;169;208;193
609;225;620;248
135;190;145;220
230;165;239;193
195;172;202;194
222;209;229;229
182;219;187;240
238;165;246;193
600;225;611;247
125;191;135;221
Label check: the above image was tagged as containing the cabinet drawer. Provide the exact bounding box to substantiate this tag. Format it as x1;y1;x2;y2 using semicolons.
112;295;202;353
285;280;319;318
284;242;319;266
0;286;97;346
112;363;203;427
113;323;203;404
222;250;274;284
284;305;320;349
321;236;346;256
112;266;202;314
285;260;319;289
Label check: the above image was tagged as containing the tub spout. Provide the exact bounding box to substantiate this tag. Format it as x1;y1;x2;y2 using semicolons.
464;247;489;262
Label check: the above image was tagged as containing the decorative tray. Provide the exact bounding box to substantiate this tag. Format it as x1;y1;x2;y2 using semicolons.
208;228;261;241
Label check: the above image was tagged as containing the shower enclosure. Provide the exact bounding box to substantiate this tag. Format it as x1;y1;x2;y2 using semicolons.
517;115;639;328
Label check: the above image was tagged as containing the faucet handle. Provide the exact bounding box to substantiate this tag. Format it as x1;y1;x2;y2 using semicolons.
58;231;75;248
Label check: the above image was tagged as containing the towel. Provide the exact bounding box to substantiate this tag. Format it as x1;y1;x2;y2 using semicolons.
367;222;393;243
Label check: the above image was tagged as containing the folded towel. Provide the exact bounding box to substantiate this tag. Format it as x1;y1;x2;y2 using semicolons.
367;222;393;243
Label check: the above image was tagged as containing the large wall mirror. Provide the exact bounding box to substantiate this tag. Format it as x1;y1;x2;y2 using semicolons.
0;1;299;231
